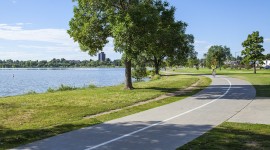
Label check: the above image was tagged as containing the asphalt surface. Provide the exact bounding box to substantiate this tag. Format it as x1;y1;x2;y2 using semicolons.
14;75;256;150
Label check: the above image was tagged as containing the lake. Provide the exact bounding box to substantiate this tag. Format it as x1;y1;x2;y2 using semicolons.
0;68;126;97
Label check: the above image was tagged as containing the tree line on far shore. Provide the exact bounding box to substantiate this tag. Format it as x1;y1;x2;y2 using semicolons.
0;58;123;68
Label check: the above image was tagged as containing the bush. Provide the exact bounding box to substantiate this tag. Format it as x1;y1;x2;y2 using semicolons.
245;64;252;70
58;84;76;91
223;64;229;69
131;54;148;81
132;66;147;81
151;74;161;80
47;88;55;93
146;70;155;77
88;84;97;88
26;90;37;95
47;84;77;93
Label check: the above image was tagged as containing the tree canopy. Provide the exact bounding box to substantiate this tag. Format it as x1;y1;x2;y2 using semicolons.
241;31;264;74
145;2;194;74
204;45;232;70
265;53;270;60
68;0;163;89
68;0;194;88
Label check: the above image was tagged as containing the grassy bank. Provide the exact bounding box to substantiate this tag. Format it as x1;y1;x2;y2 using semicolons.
178;122;270;150
0;74;211;149
171;68;270;97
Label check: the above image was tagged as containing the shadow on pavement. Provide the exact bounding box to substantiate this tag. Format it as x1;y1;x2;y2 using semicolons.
2;122;214;150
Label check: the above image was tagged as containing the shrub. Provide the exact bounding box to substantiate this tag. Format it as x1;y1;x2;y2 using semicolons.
47;88;55;93
151;74;161;80
58;84;76;91
26;90;37;95
146;70;155;77
223;64;229;69
47;84;77;93
88;84;97;88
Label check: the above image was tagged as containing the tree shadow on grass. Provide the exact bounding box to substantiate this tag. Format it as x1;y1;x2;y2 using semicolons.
178;123;270;150
252;85;270;97
135;86;183;93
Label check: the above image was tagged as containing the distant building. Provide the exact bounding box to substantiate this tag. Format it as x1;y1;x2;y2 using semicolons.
98;52;106;61
262;60;270;67
224;60;240;66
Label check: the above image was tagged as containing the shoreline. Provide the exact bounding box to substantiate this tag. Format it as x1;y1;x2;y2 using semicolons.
0;67;125;70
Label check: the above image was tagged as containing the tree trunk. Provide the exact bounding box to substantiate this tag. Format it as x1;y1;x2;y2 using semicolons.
154;57;159;75
124;58;133;89
253;62;256;74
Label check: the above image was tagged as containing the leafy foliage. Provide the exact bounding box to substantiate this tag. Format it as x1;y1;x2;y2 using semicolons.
204;45;232;69
145;2;194;74
265;54;270;60
187;51;199;68
241;31;265;74
131;55;147;81
68;0;168;89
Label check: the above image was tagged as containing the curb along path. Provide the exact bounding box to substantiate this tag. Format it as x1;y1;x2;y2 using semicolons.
15;75;256;150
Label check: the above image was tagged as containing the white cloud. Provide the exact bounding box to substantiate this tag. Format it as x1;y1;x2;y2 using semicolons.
265;38;270;42
0;23;81;53
0;24;121;60
0;24;22;31
0;24;73;45
15;23;32;26
18;44;80;52
0;51;37;60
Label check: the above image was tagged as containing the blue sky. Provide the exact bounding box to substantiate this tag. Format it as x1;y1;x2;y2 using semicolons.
0;0;269;60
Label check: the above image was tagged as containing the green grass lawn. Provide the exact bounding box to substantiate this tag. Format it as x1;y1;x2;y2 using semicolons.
172;68;270;149
171;68;270;97
177;122;270;150
0;74;211;149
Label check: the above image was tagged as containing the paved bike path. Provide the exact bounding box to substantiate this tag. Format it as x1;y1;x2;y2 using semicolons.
15;75;256;150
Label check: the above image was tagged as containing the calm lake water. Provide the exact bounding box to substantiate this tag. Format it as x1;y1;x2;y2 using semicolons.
0;68;126;97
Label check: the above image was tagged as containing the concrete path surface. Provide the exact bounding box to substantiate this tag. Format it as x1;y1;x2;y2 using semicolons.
229;97;270;124
14;75;256;150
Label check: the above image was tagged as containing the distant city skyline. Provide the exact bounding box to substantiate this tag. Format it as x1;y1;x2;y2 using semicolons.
0;0;269;60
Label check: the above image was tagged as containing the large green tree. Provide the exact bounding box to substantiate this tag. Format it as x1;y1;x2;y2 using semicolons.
68;0;159;89
146;2;194;74
242;31;264;74
265;53;270;60
205;45;231;70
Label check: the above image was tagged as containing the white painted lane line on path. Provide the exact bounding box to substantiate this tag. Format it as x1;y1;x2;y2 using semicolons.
85;78;232;150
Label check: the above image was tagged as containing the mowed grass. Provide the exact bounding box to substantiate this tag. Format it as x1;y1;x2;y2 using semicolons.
178;122;270;150
0;75;211;149
171;68;270;97
172;68;270;149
